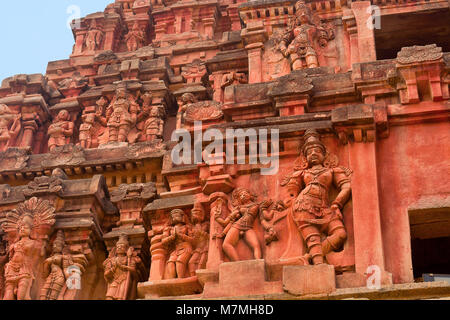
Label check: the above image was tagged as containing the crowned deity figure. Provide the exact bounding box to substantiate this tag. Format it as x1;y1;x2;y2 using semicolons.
85;20;103;51
48;110;74;152
125;22;146;52
281;129;352;265
2;197;56;300
278;1;334;70
106;86;139;143
103;234;140;300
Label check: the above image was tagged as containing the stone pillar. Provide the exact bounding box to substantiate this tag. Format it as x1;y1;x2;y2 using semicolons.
209;72;225;102
103;25;117;51
203;18;215;40
246;43;264;84
352;1;376;62
348;138;385;275
148;229;168;280
20;120;37;148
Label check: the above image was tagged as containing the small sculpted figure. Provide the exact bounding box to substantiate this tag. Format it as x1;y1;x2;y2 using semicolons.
125;22;146;52
40;230;73;300
143;107;164;142
79;113;96;149
0;104;21;151
176;93;197;129
221;71;247;89
85;21;103;51
222;188;262;262
188;202;209;276
259;200;288;245
2;197;56;300
278;1;334;70
106;86;139;143
161;209;194;279
281;129;352;265
48;110;74;152
103;234;139;300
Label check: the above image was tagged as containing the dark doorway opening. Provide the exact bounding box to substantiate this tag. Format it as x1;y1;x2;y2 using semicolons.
409;205;450;281
411;236;450;280
375;9;450;60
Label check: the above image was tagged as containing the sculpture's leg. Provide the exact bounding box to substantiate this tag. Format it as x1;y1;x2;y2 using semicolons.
322;219;347;255
16;277;32;300
223;227;241;262
118;125;128;142
243;230;262;260
305;54;319;68
188;252;200;276
109;127;118;142
176;261;187;279
299;223;324;265
165;261;176;279
292;59;303;71
3;282;15;300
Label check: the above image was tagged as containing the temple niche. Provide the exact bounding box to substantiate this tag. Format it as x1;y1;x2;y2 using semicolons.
0;0;449;301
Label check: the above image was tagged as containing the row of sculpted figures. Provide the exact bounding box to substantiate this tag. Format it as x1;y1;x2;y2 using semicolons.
0;129;352;299
0;84;165;154
149;129;353;283
49;85;165;152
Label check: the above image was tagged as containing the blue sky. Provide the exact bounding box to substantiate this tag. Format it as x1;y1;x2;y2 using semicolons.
0;0;112;82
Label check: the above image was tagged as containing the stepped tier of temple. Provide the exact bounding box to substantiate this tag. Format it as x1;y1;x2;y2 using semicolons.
0;0;448;300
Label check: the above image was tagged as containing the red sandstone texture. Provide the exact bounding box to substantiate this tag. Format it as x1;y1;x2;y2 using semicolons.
0;0;449;300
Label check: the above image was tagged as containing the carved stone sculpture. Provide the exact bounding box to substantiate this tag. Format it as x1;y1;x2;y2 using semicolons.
222;188;262;262
47;110;74;152
85;20;103;51
188;202;209;276
278;1;334;70
281;129;352;265
221;71;247;89
0;104;21;152
143;107;164;142
259;200;288;245
40;230;73;300
103;234;140;300
125;22;146;52
79;113;96;149
176;93;197;129
161;209;194;279
106;86;139;143
2;197;56;300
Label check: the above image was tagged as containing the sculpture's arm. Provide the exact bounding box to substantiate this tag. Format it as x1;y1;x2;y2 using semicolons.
332;167;352;210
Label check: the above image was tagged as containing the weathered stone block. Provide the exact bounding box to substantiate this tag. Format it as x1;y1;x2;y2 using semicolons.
283;265;336;296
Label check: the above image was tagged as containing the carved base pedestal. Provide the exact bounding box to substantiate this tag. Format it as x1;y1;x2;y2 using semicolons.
283;265;336;296
137;276;203;299
202;259;283;299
